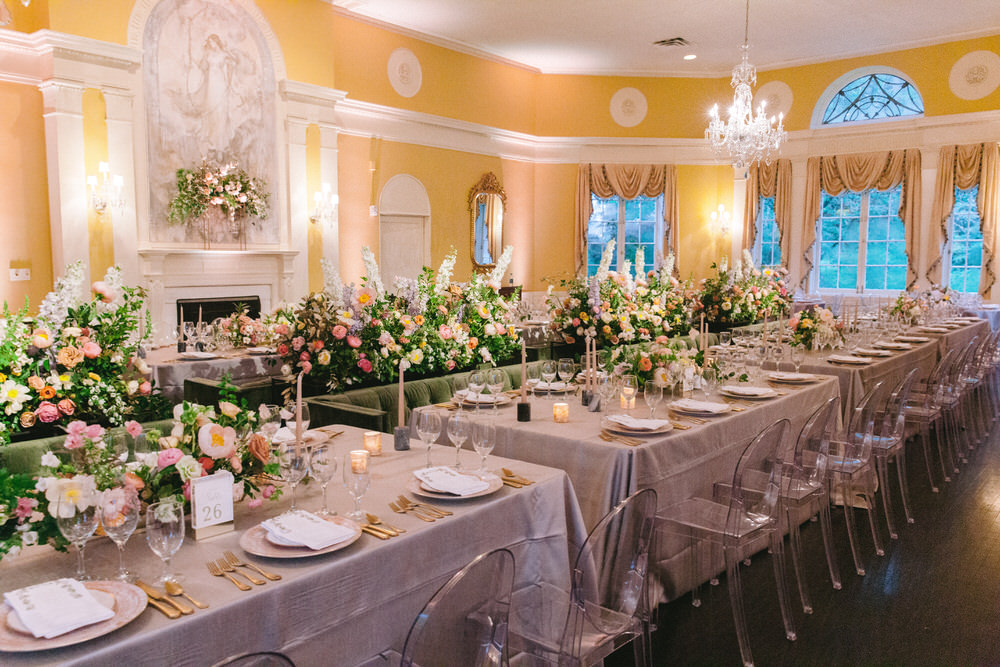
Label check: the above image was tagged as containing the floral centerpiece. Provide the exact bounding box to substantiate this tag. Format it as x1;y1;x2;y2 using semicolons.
697;250;790;331
889;292;926;324
787;306;844;350
0;468;68;560
218;305;272;348
0;263;153;444
167;161;269;226
604;339;701;390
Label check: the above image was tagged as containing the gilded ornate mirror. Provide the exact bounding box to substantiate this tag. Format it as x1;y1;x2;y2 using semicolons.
468;172;506;270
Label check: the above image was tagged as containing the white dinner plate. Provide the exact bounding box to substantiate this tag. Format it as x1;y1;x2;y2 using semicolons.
854;348;894;357
767;372;819;384
718;386;778;400
668;399;732;417
408;474;503;500
178;351;218;360
601;416;673;435
240;515;362;559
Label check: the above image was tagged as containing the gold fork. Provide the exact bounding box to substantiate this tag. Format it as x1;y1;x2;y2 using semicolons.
390;500;435;522
223;551;281;581
366;513;404;535
207;560;251;591
599;431;641;447
397;498;444;520
399;495;452;517
501;468;535;485
216;558;264;586
669;420;692;430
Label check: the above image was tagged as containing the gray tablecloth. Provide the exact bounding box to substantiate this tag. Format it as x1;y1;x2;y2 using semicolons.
147;347;284;402
0;430;586;666
962;308;1000;331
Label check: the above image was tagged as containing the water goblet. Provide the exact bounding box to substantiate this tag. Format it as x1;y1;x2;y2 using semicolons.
720;331;732;348
621;374;638;412
55;478;99;580
447;411;471;470
310;444;338;516
467;371;486;411
471;417;496;473
259;403;282;442
343;450;371;521
100;485;141;582
284;401;311;435
557;358;576;385
486;368;505;413
182;321;196;348
414;409;443;468
146;500;185;585
277;443;309;510
525;364;541;401
540;360;558;400
644;383;663;418
790;344;806;373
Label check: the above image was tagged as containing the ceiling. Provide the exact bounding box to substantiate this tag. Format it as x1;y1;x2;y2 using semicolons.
328;0;1000;77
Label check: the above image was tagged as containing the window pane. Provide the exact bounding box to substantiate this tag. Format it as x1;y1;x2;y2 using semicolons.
819;266;838;289
948;185;983;292
867;240;887;265
839;266;857;290
887;241;907;266
624;198;640;219
840;242;859;267
865;265;885;290
868;216;888;241
843;217;861;240
886;265;906;290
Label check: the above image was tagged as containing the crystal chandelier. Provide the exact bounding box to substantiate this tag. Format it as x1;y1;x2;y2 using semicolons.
705;0;786;170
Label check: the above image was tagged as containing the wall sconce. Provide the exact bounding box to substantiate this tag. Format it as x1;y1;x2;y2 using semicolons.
310;182;338;225
710;204;731;235
87;161;123;216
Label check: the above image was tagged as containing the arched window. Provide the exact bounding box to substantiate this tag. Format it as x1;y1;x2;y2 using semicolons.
812;67;924;128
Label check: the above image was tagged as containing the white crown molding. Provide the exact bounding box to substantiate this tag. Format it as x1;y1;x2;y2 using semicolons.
0;29;140;87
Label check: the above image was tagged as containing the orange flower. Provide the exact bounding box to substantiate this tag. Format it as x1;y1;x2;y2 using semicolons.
638;357;653;372
56;346;84;369
39;386;56;400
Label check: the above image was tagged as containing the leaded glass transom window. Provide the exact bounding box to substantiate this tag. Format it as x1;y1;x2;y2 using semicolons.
947;185;983;293
822;73;924;125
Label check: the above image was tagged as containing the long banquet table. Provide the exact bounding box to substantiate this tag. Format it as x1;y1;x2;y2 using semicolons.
146;347;284;402
0;430;586;666
430;376;840;600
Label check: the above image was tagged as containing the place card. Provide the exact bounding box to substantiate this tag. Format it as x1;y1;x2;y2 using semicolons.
190;470;235;540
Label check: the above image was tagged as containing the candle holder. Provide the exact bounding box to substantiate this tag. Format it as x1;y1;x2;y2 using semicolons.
363;431;382;456
394;426;410;451
553;402;569;423
587;394;602;412
516;402;531;422
349;449;369;474
580;389;592;406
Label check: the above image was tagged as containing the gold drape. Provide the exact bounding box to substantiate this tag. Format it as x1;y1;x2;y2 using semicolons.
743;159;792;265
575;164;678;275
927;143;1000;295
801;149;921;288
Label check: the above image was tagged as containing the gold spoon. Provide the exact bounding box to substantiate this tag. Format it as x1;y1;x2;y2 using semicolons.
164;580;208;609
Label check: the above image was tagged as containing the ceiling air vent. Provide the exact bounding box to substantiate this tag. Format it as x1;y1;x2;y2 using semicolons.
653;37;690;47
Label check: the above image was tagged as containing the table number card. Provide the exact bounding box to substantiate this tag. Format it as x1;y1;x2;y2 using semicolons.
190;470;235;540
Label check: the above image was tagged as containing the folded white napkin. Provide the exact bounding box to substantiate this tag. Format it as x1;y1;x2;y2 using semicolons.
855;348;893;357
261;510;357;550
669;398;730;414
918;326;949;333
896;335;931;343
607;415;670;431
179;351;217;360
4;579;115;639
720;384;775;397
769;372;816;382
828;354;873;364
414;466;490;496
454;389;503;404
535;381;567;391
873;341;912;350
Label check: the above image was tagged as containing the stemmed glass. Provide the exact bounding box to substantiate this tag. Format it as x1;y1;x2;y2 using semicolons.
414;409;443;468
790;344;806;374
720;331;732;348
146;500;185;585
486;368;505;414
100;485;141;582
525;364;541;401
182;321;196;349
284;402;310;437
557;358;576;385
466;371;485;411
310;444;338;516
55;478;99;580
277;443;309;510
621;374;638;412
702;365;720;399
644;383;663;418
447;411;471;470
471;417;496;473
343;450;371;521
259;404;282;442
540;360;557;400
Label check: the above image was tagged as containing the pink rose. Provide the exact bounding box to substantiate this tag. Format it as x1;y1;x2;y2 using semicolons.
572;318;581;327
229;455;243;474
34;401;60;423
446;359;456;370
262;484;275;499
332;325;347;340
64;434;84;450
125;420;143;438
299;351;311;362
57;398;76;415
378;331;393;346
84;424;105;440
438;325;452;340
82;341;102;359
157;447;184;470
67;420;87;436
15;497;37;521
275;323;290;336
139;381;151;396
300;361;313;374
182;482;191;501
92;280;116;303
358;358;373;373
247;497;263;509
276;343;289;356
347;335;362;349
291;336;306;351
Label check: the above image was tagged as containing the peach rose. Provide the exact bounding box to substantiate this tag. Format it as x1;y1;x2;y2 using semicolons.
247;433;270;463
56;346;85;369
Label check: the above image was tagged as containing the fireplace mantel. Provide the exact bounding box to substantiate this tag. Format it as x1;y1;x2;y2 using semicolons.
138;248;299;345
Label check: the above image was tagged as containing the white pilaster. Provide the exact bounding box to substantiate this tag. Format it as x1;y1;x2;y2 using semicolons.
319;123;341;274
104;88;139;284
286;118;310;301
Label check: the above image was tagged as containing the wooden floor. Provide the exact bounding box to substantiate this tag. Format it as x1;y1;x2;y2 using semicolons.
609;413;1000;666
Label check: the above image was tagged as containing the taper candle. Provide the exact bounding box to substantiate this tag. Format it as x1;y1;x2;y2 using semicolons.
520;338;527;402
398;365;405;427
295;371;304;453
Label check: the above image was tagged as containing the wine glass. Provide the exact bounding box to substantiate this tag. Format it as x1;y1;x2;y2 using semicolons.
284;402;311;437
343;450;371;521
277;443;309;510
414;409;443;468
557;358;576;385
310;445;338;516
182;321;196;348
644;383;663;418
100;486;141;582
471;417;496;473
447;411;471;470
259;404;282;442
486;368;506;413
621;374;638;412
525;364;541;401
540;360;557;400
467;371;486;411
146;500;185;585
720;331;732;348
702;365;720;399
55;478;99;580
790;344;806;374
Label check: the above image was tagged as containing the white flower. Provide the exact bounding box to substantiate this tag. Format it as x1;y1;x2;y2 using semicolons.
596;240;616;283
40;451;59;468
44;475;98;518
488;245;514;286
0;380;31;415
175;455;202;482
361;246;385;297
435;249;458;296
20;530;38;547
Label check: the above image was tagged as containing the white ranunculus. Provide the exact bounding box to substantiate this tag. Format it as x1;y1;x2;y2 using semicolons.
175;455;202;482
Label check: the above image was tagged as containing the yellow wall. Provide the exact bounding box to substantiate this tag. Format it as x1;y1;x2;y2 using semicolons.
677;165;735;281
305;124;323;293
83;88;114;281
0;82;53;310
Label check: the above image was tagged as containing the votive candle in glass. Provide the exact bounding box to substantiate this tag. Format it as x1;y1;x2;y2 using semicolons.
553;402;570;423
350;450;369;474
363;431;382;456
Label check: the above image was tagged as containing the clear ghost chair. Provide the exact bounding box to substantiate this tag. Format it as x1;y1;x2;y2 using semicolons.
510;488;657;667
210;651;295;667
903;349;957;493
658;420;795;667
401;547;515;667
869;368;919;539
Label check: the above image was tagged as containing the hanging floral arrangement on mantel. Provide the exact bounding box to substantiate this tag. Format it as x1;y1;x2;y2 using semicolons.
167;161;270;248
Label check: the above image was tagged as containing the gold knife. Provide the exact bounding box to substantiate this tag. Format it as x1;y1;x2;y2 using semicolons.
136;580;194;615
361;525;392;539
146;595;181;619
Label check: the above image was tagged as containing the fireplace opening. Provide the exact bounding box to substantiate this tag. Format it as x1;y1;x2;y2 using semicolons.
176;296;262;326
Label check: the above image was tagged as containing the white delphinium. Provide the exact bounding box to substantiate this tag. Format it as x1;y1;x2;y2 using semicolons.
633;247;645;283
37;261;86;329
596;240;616;283
489;245;514;286
659;253;676;283
719;255;729;275
621;260;635;294
435;248;457;296
321;257;346;308
361;246;384;297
